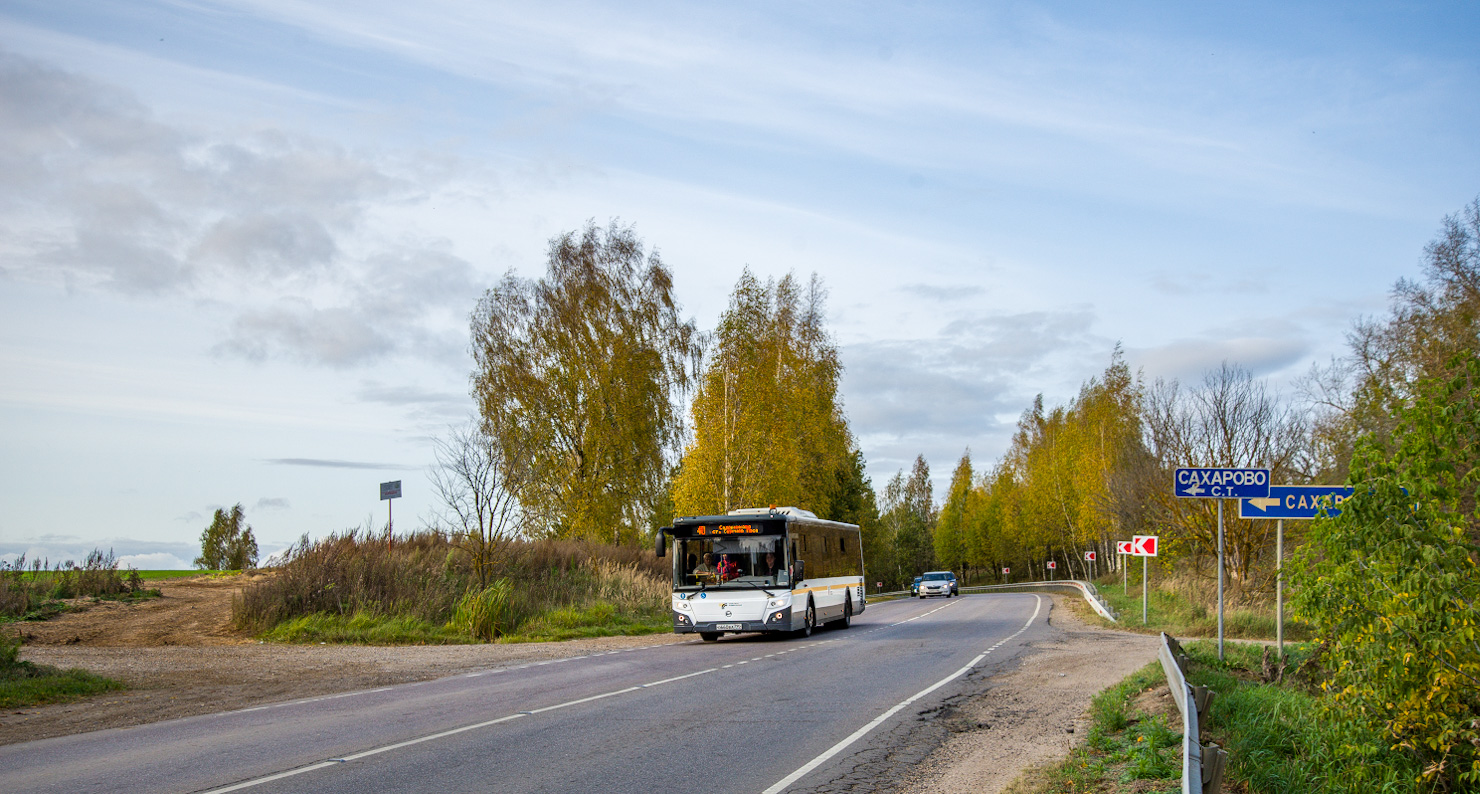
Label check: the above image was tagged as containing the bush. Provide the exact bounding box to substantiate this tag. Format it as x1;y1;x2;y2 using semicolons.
0;551;145;620
1291;359;1480;790
235;531;670;643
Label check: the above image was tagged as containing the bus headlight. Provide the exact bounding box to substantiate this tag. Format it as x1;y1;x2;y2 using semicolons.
766;596;791;609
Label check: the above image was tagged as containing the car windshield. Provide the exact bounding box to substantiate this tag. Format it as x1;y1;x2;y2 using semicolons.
923;572;951;580
674;535;786;590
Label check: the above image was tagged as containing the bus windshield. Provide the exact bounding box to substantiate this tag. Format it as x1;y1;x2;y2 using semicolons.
673;534;787;589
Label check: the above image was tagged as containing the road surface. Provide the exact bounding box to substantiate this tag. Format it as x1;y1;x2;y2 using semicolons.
3;593;1058;794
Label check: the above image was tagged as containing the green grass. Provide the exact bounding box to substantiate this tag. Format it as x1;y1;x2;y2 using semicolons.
0;635;125;707
499;602;668;643
259;611;475;645
1183;640;1426;794
1008;640;1430;794
259;603;670;645
1090;578;1312;642
0;667;125;708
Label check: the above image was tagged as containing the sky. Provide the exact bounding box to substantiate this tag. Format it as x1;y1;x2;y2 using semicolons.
1;1;1477;568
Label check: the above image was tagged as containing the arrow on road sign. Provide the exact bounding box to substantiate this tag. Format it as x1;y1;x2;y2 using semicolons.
1116;540;1133;554
1131;535;1158;556
1239;485;1355;520
1084;551;1096;561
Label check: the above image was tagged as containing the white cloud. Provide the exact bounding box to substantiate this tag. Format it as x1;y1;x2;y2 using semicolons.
117;552;194;570
0;50;480;368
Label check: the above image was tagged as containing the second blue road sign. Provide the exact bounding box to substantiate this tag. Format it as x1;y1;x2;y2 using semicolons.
1239;485;1353;520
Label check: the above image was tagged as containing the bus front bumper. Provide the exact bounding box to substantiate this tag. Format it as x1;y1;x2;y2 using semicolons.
673;609;791;634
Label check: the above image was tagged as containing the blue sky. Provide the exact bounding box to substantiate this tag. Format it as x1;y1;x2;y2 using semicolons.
1;1;1477;567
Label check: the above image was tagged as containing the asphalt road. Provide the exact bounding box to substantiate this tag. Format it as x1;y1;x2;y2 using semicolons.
1;593;1055;794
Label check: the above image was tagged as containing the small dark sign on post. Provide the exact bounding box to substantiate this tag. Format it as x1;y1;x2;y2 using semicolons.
380;480;401;543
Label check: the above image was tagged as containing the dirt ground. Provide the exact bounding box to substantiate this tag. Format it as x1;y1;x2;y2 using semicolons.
8;577;1164;794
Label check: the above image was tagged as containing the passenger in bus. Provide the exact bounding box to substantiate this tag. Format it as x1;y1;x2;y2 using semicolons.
717;554;739;581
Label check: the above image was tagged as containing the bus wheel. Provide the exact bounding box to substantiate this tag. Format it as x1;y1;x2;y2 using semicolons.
700;632;720;642
837;597;852;629
799;601;815;638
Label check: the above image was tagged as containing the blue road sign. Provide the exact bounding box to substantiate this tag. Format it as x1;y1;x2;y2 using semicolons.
1239;485;1353;520
1174;467;1270;499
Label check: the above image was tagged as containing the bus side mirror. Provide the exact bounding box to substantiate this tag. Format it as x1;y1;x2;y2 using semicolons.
793;559;804;584
655;527;669;558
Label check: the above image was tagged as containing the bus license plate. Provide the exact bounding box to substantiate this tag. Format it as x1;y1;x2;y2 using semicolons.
717;623;741;630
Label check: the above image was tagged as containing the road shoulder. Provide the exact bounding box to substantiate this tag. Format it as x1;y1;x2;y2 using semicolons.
897;594;1161;794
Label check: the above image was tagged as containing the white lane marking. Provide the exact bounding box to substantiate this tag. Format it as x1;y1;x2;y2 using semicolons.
197;666;726;792
200;762;344;793
761;595;1043;794
202;596;1003;792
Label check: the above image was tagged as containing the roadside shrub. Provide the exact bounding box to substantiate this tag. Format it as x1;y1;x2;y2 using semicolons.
0;552;140;619
236;531;670;643
448;579;524;641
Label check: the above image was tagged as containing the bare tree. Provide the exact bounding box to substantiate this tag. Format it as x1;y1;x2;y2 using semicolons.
428;422;522;588
1143;363;1308;596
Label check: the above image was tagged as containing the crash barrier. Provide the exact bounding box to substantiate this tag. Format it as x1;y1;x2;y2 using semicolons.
872;580;1117;622
1159;632;1228;794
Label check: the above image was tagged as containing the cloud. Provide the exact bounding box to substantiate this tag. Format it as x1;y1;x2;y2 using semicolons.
0;538;199;569
116;552;194;570
255;497;291;510
265;458;411;470
0;50;479;367
842;308;1105;475
900;283;986;301
1129;336;1309;382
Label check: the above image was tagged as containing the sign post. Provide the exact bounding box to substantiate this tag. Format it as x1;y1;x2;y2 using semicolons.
380;480;402;548
1046;560;1056;580
1240;485;1352;659
1175;467;1269;659
1131;535;1157;624
1084;550;1096;581
1116;540;1132;595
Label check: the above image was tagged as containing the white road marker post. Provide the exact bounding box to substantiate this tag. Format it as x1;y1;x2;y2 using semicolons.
1277;518;1283;659
1217;499;1224;661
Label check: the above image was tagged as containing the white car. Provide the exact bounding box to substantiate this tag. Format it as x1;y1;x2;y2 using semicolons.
917;571;957;598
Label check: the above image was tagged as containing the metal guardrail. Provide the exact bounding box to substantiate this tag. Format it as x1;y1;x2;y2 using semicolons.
1158;632;1228;794
871;580;1118;622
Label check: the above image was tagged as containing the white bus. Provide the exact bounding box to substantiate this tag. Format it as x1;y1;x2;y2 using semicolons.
656;507;865;641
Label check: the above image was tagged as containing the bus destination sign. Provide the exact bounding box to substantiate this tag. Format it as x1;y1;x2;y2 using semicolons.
696;524;760;535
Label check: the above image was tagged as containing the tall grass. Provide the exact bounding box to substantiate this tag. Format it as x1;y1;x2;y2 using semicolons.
1092;570;1312;641
0;551;151;620
235;531;670;643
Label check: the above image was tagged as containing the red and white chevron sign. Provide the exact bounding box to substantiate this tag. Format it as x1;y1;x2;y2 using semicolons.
1116;540;1133;554
1131;535;1158;556
1084;551;1096;561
